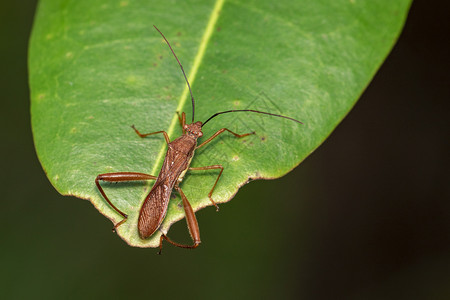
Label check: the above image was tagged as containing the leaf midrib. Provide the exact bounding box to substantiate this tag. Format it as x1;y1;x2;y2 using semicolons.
150;0;226;177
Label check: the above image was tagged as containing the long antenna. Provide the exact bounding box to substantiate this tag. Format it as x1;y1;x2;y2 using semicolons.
202;109;303;127
153;25;195;123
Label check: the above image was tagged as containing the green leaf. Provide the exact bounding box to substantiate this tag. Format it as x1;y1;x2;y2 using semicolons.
29;0;411;247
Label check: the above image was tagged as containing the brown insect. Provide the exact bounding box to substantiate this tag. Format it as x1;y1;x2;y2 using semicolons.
95;25;302;253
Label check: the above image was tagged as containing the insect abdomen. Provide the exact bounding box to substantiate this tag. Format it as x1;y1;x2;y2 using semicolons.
138;183;171;239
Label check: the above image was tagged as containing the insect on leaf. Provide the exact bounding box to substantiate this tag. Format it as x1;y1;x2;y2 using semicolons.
29;0;412;247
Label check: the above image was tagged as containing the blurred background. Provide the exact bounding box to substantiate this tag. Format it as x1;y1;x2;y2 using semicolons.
1;1;448;299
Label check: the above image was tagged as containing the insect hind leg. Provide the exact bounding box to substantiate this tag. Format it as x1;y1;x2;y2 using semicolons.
157;185;201;254
95;172;157;231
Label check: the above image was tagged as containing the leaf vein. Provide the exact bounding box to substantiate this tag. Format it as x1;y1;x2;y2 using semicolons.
150;0;226;177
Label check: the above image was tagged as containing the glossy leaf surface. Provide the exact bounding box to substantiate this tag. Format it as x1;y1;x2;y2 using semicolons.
29;0;411;247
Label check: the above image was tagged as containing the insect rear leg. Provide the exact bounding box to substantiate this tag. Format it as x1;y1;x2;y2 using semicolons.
95;172;157;231
158;185;200;254
188;165;223;211
131;125;170;144
196;128;255;149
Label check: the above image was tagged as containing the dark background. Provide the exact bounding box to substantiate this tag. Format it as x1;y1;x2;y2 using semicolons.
1;1;448;299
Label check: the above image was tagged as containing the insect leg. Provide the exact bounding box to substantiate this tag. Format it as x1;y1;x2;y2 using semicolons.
131;125;170;144
196;128;255;149
176;112;186;134
158;185;201;254
95;172;157;231
188;165;223;211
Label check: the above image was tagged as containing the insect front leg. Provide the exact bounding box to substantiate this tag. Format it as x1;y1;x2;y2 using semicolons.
95;172;157;231
176;111;186;134
131;126;170;144
189;165;223;211
158;185;201;254
196;128;255;149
